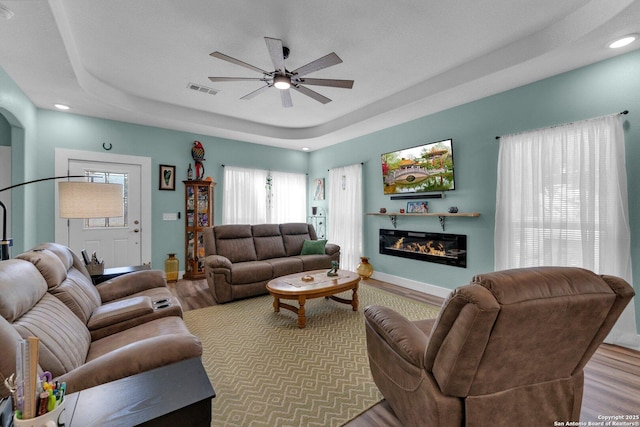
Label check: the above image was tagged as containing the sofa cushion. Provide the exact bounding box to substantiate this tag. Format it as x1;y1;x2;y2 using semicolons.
295;254;335;271
215;224;258;263
12;293;91;378
16;249;68;290
300;239;327;255
0;260;49;322
18;248;103;324
266;257;304;277
281;223;313;256
253;224;287;260
231;261;273;284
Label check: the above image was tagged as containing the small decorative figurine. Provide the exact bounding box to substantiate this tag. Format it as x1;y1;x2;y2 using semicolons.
191;141;206;180
327;260;339;276
448;206;459;213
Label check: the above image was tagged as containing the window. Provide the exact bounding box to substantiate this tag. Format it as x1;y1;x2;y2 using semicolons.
83;170;127;228
495;114;631;279
222;166;306;224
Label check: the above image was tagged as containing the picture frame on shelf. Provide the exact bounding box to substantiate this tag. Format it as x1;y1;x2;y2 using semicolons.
159;164;176;191
407;201;429;213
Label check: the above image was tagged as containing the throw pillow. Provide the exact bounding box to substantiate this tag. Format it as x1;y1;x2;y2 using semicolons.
300;239;327;255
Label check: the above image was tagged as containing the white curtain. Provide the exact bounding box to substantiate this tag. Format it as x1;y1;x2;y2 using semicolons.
328;163;362;271
268;170;306;223
495;114;637;347
222;166;306;224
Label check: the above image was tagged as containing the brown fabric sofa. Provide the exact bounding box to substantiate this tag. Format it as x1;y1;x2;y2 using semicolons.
364;267;635;427
16;242;183;340
203;223;340;303
0;247;202;397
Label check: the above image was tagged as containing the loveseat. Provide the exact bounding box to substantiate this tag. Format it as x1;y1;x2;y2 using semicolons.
0;244;202;396
203;223;340;303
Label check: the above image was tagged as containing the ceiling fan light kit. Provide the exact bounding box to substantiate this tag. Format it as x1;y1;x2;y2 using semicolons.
273;75;291;90
208;37;354;107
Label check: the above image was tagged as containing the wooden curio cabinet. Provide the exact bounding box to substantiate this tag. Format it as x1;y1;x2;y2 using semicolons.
183;180;215;280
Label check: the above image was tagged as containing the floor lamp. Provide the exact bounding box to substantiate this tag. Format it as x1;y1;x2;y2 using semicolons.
1;176;123;260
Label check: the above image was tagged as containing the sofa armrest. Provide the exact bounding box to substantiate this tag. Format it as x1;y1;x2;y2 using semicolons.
364;305;429;368
56;333;203;394
87;296;154;330
325;243;340;256
96;270;166;303
204;255;232;270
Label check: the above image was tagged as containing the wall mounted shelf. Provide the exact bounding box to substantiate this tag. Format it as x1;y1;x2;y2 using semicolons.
366;212;480;230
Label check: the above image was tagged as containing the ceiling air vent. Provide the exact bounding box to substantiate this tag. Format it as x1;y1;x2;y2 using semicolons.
187;82;219;95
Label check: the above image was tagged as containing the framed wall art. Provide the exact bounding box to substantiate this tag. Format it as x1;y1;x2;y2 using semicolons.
159;164;176;191
313;178;325;200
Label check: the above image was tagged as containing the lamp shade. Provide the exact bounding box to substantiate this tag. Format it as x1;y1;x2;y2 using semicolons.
59;182;123;218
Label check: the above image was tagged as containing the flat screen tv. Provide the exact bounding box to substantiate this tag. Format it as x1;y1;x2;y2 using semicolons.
381;138;455;195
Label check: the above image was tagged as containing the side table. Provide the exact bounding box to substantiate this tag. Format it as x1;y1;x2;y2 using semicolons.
90;264;151;284
65;357;215;426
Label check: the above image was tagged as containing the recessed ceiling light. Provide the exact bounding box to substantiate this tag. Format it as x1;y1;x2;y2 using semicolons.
609;34;637;49
54;104;70;110
302;147;309;151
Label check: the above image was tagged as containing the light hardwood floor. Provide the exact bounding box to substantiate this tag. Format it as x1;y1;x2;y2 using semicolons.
168;278;640;426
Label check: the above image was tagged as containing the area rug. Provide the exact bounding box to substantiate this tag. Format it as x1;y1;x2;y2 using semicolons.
183;284;440;427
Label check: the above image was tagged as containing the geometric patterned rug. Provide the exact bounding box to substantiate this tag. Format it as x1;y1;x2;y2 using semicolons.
183;283;440;426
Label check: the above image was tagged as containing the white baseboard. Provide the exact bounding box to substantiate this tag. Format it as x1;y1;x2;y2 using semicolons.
370;271;452;299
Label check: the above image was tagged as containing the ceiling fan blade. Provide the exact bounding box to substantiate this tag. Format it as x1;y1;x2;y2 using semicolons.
291;85;331;104
280;89;293;108
240;84;271;100
210;51;269;74
209;77;268;83
264;37;286;74
297;78;354;89
291;52;342;77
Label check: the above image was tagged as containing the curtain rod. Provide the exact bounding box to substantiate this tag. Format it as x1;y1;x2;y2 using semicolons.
220;164;308;175
327;162;365;171
495;110;629;140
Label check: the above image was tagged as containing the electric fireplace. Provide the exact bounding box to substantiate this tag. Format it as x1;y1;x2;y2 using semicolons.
379;229;467;268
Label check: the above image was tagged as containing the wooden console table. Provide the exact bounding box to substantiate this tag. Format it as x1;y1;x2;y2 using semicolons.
65;357;215;426
90;264;151;284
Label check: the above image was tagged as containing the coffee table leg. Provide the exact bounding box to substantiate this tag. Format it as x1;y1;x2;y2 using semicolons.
351;286;359;311
273;297;280;312
298;296;306;328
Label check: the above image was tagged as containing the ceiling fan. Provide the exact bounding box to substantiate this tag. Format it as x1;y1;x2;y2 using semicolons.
208;37;354;108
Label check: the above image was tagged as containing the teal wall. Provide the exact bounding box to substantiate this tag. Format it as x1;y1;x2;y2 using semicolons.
34;111;309;269
310;48;640;329
0;66;39;253
0;114;10;146
1;48;639;330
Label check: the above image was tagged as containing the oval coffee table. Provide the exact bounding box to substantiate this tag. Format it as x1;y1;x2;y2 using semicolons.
266;269;360;328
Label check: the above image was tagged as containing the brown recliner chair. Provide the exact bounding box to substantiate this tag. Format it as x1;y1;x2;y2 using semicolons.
364;267;635;426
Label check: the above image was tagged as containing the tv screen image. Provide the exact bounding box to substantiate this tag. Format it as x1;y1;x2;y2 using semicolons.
381;138;455;195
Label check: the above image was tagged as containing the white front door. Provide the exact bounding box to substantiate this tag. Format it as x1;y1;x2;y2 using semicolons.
55;149;152;268
67;160;142;267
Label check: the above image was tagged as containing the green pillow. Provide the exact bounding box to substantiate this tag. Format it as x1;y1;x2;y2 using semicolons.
300;239;327;255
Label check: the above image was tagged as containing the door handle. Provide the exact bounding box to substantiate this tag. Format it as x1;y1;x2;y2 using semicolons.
133;228;140;233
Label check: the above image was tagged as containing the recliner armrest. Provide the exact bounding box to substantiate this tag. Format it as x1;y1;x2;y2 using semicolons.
325;243;340;256
96;270;166;303
204;255;233;270
56;333;203;394
364;305;429;368
87;296;154;330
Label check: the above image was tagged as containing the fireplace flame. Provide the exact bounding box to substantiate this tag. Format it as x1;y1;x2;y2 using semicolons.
393;238;445;256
